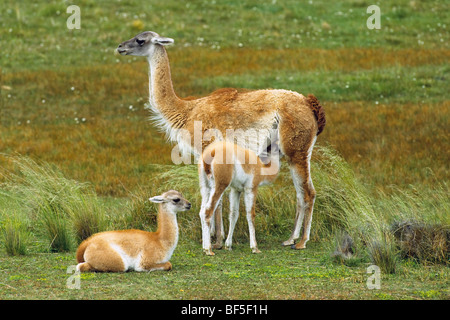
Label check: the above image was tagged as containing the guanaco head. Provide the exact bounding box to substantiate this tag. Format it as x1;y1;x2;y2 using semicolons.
149;190;191;213
116;31;174;57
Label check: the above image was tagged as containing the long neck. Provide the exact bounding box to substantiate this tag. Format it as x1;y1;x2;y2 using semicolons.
155;204;179;246
147;46;187;130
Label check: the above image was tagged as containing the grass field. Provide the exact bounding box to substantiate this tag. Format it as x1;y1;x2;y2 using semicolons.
0;0;449;300
2;241;449;300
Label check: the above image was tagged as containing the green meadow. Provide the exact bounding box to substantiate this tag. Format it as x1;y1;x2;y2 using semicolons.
0;0;448;300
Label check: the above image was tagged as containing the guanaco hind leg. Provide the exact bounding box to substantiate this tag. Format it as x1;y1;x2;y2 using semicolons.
283;160;316;249
199;183;227;255
281;131;317;249
80;243;126;272
244;188;261;254
224;188;241;250
212;199;225;249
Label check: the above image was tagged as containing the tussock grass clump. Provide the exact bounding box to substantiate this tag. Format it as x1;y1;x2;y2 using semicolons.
38;201;73;252
1;155;107;251
255;184;297;238
1;212;30;256
309;146;393;269
367;232;400;274
311;146;382;240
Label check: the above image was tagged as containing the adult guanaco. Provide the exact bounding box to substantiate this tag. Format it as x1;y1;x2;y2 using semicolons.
117;31;325;250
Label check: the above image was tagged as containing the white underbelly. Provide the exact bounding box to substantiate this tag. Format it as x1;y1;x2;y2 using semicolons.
110;243;144;272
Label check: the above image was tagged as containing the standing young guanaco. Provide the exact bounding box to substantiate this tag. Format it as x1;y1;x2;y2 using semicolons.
198;141;280;255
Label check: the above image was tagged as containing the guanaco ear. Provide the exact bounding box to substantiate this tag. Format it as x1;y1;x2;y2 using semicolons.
151;36;174;46
149;195;166;203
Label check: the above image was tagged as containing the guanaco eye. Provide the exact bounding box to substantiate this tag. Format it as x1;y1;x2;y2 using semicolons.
136;39;145;46
173;198;180;203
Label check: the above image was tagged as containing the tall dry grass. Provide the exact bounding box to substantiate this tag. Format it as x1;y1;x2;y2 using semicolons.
0;155;108;252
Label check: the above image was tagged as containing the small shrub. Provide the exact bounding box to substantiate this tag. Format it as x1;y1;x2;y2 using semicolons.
330;232;355;263
392;220;449;265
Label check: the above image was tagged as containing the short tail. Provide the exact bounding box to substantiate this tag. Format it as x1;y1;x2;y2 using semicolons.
76;240;89;263
306;94;326;135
